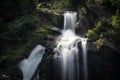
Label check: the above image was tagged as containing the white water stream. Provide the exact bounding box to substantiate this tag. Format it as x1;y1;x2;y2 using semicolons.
18;45;45;80
54;11;88;80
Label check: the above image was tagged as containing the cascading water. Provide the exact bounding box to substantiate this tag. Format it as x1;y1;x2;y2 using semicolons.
81;39;88;80
18;45;45;80
63;11;77;31
54;11;88;80
54;30;80;80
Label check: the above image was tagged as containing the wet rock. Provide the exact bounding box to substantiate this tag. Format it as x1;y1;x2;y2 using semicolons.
51;27;62;35
88;43;120;80
38;10;63;29
87;42;97;52
77;3;109;34
103;40;119;52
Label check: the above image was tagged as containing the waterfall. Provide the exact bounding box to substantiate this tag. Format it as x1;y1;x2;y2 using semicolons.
54;11;88;80
54;30;80;80
63;11;77;31
81;39;88;80
18;45;45;80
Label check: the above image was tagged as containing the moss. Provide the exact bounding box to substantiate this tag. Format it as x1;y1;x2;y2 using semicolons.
95;39;104;50
86;15;120;46
39;41;55;80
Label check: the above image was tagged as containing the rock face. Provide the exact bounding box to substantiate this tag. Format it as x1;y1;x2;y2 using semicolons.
39;40;120;80
77;3;109;34
51;27;62;34
38;10;63;29
88;44;120;80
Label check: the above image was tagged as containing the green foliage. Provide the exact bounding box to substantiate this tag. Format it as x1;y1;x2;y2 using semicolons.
0;14;39;45
86;15;120;45
51;0;71;9
36;21;53;36
36;2;52;10
111;15;120;29
98;0;120;14
8;14;39;31
86;0;95;4
0;0;56;79
0;0;38;24
0;14;41;67
86;17;109;40
85;0;120;14
95;39;104;49
38;0;86;10
86;29;99;40
0;14;54;75
19;0;38;14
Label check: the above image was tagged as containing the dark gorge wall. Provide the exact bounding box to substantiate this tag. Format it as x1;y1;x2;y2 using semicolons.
88;46;120;80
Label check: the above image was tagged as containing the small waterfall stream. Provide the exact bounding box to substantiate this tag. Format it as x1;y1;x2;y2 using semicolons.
81;39;88;80
18;45;45;80
54;11;88;80
63;11;77;31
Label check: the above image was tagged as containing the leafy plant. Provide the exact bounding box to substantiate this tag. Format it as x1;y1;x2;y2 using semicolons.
86;15;120;45
50;0;71;9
